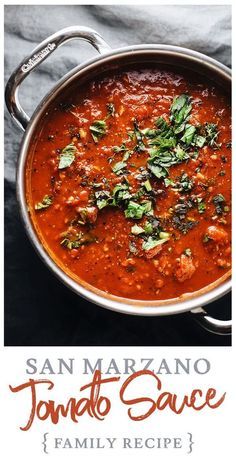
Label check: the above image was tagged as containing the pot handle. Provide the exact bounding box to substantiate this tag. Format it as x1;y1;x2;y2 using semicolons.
5;26;111;131
190;307;231;335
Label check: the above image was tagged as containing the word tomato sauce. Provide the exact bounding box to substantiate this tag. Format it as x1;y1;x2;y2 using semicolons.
26;67;231;300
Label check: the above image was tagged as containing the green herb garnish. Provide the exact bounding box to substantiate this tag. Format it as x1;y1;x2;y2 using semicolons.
129;241;138;255
61;232;96;249
107;102;115;117
125;200;153;219
181;124;196;145
212;194;226;215
203;123;220;147
142;235;169;251
95;190;112;209
143;179;152;192
147;161;169;179
194;135;206;148
112;183;132;204
164;178;175;187
131;224;145;235
147;145;189;179
90;120;107;142
112;161;127;175
197;199;206;214
35;195;53;210
58;143;77;169
176;173;194;192
113;143;127;153
170;94;192;134
133;120;146;152
172;216;198;234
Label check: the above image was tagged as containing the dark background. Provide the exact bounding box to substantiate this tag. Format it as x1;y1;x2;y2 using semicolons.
4;4;231;346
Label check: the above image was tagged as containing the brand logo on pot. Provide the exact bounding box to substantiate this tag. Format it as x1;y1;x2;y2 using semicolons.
21;43;56;73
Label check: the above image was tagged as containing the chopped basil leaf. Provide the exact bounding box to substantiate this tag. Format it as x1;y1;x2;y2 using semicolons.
212;193;226;215
90;120;107;142
141;128;156;137
131;224;145;235
191;151;199;160
112;161;127;175
112;183;132;205
124;201;143;219
170;94;192;133
133;120;146;152
112;183;129;196
58;143;76;169
144;221;153;235
142;200;153;216
171;197;199;234
181;128;205;148
143;179;152;192
181;124;196;145
155;116;174;138
93;182;104;188
129;241;138;255
95;190;112;209
175;145;189;162
147;144;189;179
203;123;220;147
113;143;132;167
147;160;169;179
172;216;198;234
164;178;175;187
125;201;151;219
174;198;193;218
123;151;132;162
107;102;115;117
145;217;161;234
148;136;176;149
61;232;96;249
197;199;206;214
35;195;53;210
176;173;194;192
142;236;169;251
61;237;82;249
113;143;127;153
194;135;206;148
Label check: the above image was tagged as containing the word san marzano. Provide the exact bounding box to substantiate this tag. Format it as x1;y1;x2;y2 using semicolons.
25;357;211;376
10;369;225;431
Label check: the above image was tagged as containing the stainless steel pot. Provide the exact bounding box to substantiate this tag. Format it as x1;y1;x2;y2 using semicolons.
5;26;232;335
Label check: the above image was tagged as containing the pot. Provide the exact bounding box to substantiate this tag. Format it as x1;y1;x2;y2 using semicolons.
5;26;232;335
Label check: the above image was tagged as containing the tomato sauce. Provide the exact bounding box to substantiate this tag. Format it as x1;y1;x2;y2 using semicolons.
26;67;231;300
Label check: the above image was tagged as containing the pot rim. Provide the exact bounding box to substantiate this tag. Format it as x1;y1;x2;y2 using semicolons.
16;43;232;316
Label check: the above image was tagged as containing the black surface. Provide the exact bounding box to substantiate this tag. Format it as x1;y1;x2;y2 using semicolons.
4;5;231;346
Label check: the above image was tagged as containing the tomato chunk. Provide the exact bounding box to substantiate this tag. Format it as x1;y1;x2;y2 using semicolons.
145;244;163;259
175;254;196;283
205;226;229;244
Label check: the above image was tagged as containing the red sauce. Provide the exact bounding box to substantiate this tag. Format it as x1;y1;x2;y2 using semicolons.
26;67;231;301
